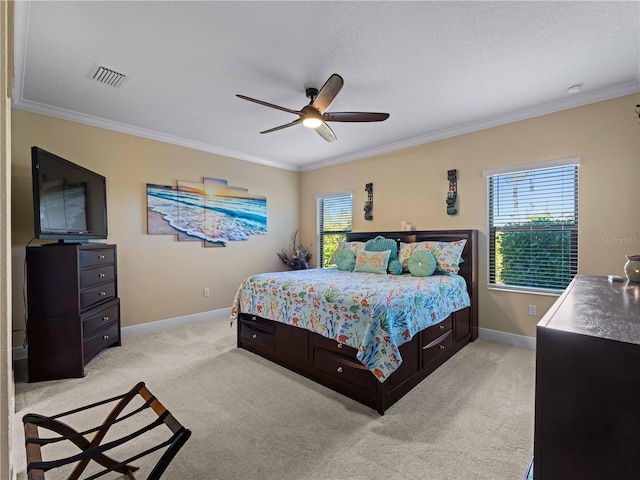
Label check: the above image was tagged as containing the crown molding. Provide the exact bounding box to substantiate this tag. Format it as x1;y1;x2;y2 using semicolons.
11;98;299;171
14;79;638;174
300;80;640;172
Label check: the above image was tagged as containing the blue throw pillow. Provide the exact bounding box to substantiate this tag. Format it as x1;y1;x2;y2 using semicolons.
408;250;437;277
364;236;398;262
365;236;398;273
388;260;403;275
335;248;356;271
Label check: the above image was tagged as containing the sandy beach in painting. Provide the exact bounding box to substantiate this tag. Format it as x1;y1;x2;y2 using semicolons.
146;182;266;245
147;209;176;235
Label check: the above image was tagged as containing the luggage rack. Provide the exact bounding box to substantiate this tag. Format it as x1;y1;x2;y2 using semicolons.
22;382;191;480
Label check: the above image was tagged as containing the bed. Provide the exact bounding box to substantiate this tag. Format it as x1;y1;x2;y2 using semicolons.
232;229;478;414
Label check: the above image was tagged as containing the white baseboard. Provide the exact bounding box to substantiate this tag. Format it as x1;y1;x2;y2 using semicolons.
12;307;232;362
478;327;536;350
121;307;231;338
13;310;534;361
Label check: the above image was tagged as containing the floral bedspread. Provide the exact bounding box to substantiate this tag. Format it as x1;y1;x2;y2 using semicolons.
231;268;470;383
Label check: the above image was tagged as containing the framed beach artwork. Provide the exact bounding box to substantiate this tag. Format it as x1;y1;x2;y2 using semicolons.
147;177;267;247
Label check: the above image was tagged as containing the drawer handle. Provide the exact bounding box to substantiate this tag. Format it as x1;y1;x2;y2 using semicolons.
98;273;106;278
439;344;446;350
102;316;109;321
337;366;343;373
99;291;107;296
103;335;109;340
252;334;257;339
439;324;445;329
337;343;343;349
98;255;105;260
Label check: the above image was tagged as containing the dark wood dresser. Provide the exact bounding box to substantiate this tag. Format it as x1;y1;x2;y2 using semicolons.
533;275;640;479
26;243;121;382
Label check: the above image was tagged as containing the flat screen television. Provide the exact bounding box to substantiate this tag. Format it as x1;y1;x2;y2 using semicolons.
31;146;108;242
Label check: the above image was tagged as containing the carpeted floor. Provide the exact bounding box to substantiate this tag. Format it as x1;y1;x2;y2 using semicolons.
13;319;535;479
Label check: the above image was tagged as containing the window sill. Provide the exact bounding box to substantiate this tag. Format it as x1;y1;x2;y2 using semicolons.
487;285;563;297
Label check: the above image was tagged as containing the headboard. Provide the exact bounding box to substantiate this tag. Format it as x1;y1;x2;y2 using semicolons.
346;229;478;339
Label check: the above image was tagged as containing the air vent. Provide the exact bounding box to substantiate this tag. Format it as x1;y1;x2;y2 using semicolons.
92;66;126;88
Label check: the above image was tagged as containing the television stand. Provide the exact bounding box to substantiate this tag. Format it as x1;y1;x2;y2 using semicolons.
26;243;121;381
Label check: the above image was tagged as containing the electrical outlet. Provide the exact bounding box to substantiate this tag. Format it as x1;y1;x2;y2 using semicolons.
203;288;210;297
528;304;537;316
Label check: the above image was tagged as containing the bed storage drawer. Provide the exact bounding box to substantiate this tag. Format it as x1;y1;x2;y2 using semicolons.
240;314;276;333
240;321;276;351
422;330;453;367
422;315;453;346
314;334;359;359
313;348;376;393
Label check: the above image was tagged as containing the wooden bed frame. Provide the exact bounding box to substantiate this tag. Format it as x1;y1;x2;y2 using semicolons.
236;229;478;414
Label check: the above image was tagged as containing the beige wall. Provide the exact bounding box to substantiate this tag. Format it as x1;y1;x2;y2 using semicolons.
9;95;640;344
11;110;300;345
300;94;640;338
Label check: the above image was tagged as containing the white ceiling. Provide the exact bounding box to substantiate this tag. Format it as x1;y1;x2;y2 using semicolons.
12;1;640;172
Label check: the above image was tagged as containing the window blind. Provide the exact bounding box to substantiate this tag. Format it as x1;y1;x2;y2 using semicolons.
317;193;352;267
488;164;578;292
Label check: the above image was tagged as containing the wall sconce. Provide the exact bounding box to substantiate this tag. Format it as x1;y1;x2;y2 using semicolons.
364;183;373;220
446;170;457;215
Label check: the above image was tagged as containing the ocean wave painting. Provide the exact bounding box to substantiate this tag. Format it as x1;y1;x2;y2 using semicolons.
147;177;267;246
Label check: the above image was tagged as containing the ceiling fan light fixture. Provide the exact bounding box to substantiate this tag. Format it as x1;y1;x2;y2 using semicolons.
302;116;323;128
236;73;389;141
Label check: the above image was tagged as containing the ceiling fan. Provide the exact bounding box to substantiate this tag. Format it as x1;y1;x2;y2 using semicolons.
236;73;389;142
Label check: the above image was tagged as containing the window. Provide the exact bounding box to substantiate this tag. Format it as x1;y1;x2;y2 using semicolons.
317;192;352;268
485;158;579;293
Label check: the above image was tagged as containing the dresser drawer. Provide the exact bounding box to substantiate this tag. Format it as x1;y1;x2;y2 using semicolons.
83;301;120;339
422;330;453;367
313;348;376;393
79;248;115;269
240;321;276;351
314;333;359;359
80;282;116;311
79;265;115;289
84;321;119;362
422;315;453;346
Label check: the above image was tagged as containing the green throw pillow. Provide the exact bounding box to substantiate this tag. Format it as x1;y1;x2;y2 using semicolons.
353;249;391;274
335;248;356;271
408;250;437;277
388;260;403;275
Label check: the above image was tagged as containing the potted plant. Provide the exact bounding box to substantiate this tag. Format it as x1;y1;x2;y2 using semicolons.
277;230;312;270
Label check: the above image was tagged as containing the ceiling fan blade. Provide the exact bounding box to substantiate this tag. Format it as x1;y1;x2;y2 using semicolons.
236;94;301;116
323;112;390;122
311;74;344;114
315;122;337;142
260;119;302;134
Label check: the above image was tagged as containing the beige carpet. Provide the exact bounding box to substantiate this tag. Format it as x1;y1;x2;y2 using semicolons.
13;319;535;480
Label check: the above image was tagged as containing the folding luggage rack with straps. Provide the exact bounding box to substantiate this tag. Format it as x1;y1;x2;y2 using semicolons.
22;382;191;480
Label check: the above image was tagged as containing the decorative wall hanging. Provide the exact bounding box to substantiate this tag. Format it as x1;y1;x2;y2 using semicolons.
364;183;373;220
147;177;267;247
446;169;458;215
